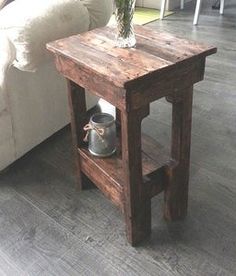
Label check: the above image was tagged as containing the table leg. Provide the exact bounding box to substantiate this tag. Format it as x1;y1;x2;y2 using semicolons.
164;86;193;221
67;80;87;190
121;106;151;246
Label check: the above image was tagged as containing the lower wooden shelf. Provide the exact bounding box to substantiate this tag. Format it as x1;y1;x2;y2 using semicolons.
78;134;172;210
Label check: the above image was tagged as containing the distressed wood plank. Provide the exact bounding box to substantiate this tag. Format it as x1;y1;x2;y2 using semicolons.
0;1;235;273
78;133;170;210
47;25;216;91
47;23;216;245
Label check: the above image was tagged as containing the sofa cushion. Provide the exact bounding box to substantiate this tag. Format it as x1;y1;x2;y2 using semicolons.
0;0;14;9
81;0;113;30
0;31;16;113
0;0;90;71
0;0;7;9
0;87;7;114
0;110;13;145
0;137;15;171
0;108;15;171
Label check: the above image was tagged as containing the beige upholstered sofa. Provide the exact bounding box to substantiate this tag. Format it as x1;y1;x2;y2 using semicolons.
0;0;113;171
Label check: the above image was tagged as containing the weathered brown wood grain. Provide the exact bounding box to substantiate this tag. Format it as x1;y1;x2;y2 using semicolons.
47;25;216;245
78;133;168;211
67;80;87;190
47;25;216;112
164;86;194;220
121;106;151;245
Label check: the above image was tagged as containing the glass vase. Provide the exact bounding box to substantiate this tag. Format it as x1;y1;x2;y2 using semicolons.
115;0;136;48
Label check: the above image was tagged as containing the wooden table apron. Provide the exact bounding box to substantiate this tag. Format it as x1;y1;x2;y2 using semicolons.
47;25;216;246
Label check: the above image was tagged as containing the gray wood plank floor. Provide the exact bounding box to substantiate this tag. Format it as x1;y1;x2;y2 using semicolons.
0;1;236;275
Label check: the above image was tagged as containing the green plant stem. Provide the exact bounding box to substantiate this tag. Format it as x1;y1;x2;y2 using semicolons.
115;0;135;38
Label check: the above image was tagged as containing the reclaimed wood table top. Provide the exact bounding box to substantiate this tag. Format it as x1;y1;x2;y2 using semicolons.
47;25;216;88
47;25;217;111
47;25;217;245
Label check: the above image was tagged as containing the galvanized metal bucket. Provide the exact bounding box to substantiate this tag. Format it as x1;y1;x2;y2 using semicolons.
84;113;116;157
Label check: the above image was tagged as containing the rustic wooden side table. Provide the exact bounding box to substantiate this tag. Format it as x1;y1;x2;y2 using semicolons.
47;26;216;246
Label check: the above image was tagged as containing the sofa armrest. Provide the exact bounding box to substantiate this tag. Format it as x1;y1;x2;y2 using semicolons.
81;0;113;30
0;32;15;113
0;0;90;72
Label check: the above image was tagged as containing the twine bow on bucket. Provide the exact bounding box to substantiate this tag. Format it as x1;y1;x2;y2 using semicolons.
83;123;105;143
83;113;116;157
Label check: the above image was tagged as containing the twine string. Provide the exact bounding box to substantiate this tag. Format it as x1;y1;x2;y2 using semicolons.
83;123;105;142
